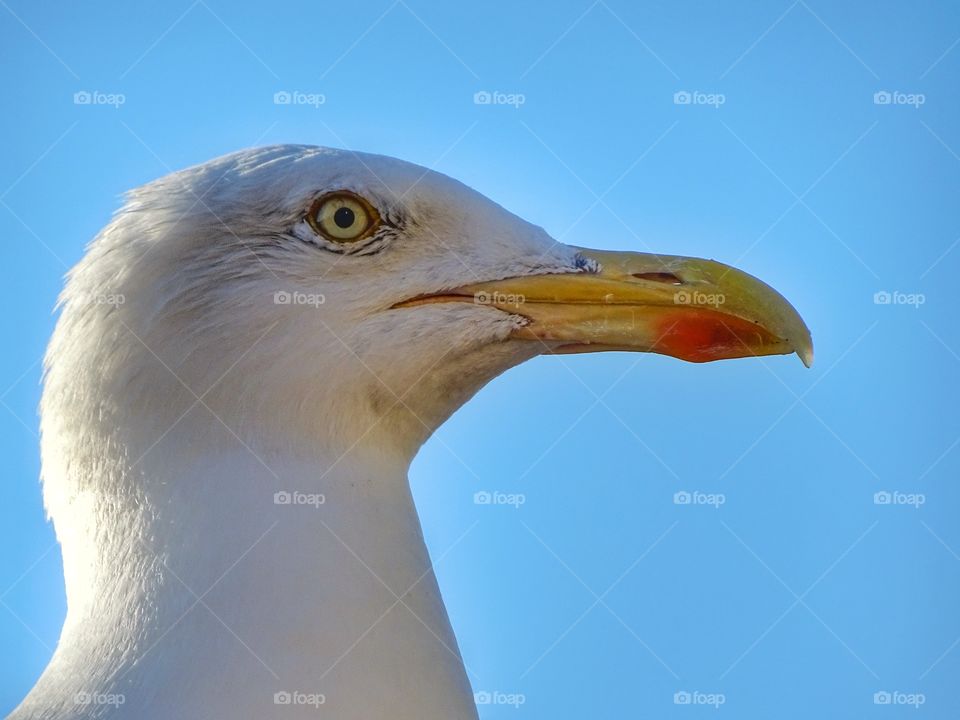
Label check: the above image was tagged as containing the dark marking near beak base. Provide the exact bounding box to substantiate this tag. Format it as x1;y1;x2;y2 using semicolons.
631;272;683;285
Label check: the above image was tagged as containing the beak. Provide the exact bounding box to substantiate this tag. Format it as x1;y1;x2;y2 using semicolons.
400;248;813;367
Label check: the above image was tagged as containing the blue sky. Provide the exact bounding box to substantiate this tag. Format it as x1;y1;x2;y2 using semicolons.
1;0;959;717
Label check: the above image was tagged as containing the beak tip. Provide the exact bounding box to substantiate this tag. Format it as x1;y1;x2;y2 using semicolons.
797;342;814;368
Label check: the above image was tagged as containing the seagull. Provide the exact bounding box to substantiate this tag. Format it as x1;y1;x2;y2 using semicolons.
11;145;812;720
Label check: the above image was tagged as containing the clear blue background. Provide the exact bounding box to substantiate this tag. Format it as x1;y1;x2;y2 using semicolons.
2;1;958;717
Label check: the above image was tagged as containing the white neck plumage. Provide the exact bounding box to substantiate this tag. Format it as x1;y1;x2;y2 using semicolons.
17;409;480;720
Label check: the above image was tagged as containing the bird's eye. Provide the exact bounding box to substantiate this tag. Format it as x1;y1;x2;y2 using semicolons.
308;192;379;242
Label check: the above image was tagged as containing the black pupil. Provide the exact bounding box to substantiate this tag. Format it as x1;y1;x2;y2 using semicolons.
333;206;355;229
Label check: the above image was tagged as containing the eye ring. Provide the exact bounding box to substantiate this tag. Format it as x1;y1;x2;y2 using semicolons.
307;191;381;243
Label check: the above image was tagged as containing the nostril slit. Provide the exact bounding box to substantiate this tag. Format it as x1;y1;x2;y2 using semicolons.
632;272;683;285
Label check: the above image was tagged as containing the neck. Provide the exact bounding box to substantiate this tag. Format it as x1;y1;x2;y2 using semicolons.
16;430;478;720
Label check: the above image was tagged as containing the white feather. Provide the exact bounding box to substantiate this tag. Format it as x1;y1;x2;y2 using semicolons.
13;146;585;719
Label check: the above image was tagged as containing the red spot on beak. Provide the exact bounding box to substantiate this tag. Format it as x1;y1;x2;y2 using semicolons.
653;308;782;363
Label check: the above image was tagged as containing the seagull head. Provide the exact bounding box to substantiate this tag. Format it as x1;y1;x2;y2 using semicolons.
26;145;814;719
48;145;811;464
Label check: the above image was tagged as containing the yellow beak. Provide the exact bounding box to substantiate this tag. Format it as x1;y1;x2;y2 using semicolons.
402;248;813;367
